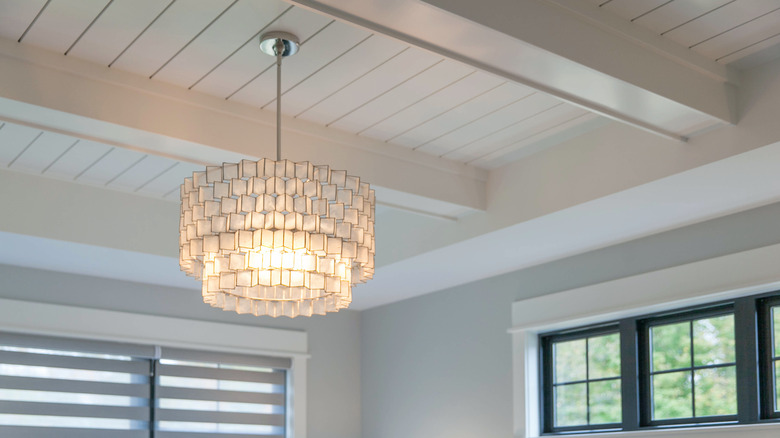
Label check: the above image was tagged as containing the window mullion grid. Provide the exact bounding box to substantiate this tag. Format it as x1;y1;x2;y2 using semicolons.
541;336;554;433
619;318;639;431
690;320;696;419
734;297;760;423
150;358;158;438
585;338;591;426
759;298;780;419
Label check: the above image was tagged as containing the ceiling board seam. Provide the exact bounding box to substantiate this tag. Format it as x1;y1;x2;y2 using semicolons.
467;112;593;164
17;0;51;42
412;91;538;151
188;5;295;90
355;70;476;135
163;186;180;199
660;0;735;36
225;19;336;101
7;131;43;168
41;139;80;174
74;147;114;181
630;0;673;22
64;0;115;56
134;162;179;192
716;30;780;63
259;33;373;109
439;102;565;158
384;81;508;143
293;45;411;118
325;58;445;127
109;0;176;68
149;0;239;79
688;6;780;49
104;155;148;186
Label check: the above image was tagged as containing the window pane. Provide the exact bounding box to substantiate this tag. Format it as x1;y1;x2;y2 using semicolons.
554;339;586;383
694;366;737;417
653;371;692;420
555;383;586;427
589;379;621;424
588;334;620;379
773;307;779;356
693;315;735;366
652;322;691;372
775;360;779;412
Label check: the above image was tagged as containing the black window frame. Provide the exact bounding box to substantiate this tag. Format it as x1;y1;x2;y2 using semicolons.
759;295;780;420
541;324;622;433
539;291;780;435
638;304;737;426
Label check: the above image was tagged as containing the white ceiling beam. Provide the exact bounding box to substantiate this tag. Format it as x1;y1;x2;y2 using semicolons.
289;0;737;140
0;38;486;211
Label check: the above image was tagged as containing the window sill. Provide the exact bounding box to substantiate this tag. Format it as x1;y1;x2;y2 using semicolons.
533;422;780;438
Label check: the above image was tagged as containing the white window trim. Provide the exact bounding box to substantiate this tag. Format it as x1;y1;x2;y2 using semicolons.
510;242;780;438
0;298;309;438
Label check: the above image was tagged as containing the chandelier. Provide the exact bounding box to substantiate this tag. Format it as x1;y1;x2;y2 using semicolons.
179;32;375;318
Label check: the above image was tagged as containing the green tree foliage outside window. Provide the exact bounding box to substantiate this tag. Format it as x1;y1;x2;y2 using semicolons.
553;333;621;427
650;315;736;420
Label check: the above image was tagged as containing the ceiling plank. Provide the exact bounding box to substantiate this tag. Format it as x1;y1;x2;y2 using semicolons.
43;139;112;180
8;131;76;173
329;59;472;134
391;83;533;149
151;0;290;87
20;0;110;53
110;0;232;76
632;0;733;35
358;71;503;141
300;48;441;126
663;0;780;48
191;5;332;97
416;93;561;157
66;0;172;66
0;38;486;210
227;20;370;106
290;0;734;138
0;0;48;41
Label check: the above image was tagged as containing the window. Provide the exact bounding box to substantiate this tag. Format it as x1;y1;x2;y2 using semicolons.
542;328;621;432
0;332;289;437
760;296;780;420
643;308;737;424
540;292;780;434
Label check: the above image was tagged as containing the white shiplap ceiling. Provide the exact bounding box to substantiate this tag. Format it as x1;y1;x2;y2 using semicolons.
0;120;200;199
0;0;597;170
591;0;780;67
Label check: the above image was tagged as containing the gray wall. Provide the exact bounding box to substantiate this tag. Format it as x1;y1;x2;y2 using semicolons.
5;200;780;438
0;265;361;438
360;201;780;438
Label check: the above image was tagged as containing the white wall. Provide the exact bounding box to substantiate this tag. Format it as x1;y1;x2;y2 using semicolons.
360;201;780;438
0;265;361;438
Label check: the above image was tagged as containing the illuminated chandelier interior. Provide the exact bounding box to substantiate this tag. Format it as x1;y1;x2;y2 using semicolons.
179;31;376;318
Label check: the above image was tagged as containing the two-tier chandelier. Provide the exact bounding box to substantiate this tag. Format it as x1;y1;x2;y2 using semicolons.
179;32;375;318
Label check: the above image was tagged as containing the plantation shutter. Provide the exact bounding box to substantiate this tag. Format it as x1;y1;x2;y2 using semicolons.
155;347;290;438
0;332;154;438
